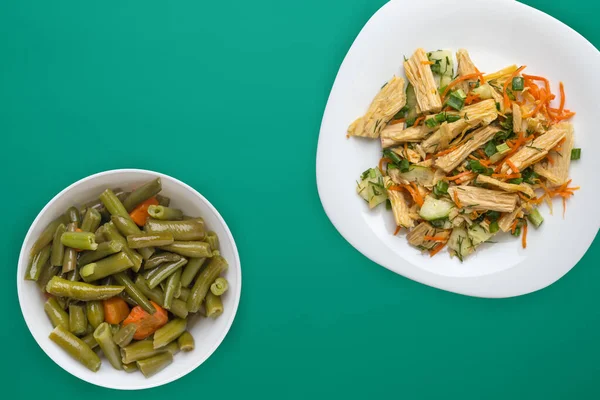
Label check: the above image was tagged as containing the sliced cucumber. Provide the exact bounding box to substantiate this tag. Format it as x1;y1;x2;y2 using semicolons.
472;83;494;100
448;227;473;261
467;224;494;247
428;50;454;88
396;165;434;186
405;83;418;124
418;195;455;221
357;168;387;209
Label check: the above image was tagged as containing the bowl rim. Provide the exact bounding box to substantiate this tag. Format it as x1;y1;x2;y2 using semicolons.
17;168;242;390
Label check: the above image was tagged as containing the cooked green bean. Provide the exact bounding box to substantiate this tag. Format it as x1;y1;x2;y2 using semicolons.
99;188;130;219
163;269;181;310
86;301;104;329
206;231;220;251
50;223;66;267
145;219;205;241
62;223;78;274
81;208;102;233
177;286;190;301
65;206;81;225
177;331;195;352
25;244;51;281
123;178;162;212
134;277;188;319
147;205;183;220
153;318;186;349
69;304;87;336
61;231;98;251
81;332;98;350
142;265;162;281
136;351;173;378
127;232;174;248
29;215;67;257
122;362;138;373
180;257;206;287
78;240;124;266
210;277;229;296
49;325;101;372
38;262;61;291
111;216;154;260
103;222;143;271
113;272;156;314
65;268;80;282
113;323;137;348
205;291;223;318
121;339;178;364
80;252;133;282
56;297;68;309
80;188;127;222
144;252;181;270
159;241;212;258
156;194;170;207
44;297;70;329
46;276;125;301
120;291;139;307
93;322;122;370
94;225;106;243
187;255;228;313
147;258;188;289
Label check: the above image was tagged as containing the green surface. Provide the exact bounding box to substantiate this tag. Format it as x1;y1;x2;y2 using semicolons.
1;0;599;398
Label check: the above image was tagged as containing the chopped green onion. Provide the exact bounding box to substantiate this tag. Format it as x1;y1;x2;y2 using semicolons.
383;150;402;164
434;113;447;123
499;114;514;131
467;159;488;174
484;141;497;157
496;143;510;153
445;89;467;111
521;167;538;184
571;148;581;160
494;131;511;142
508;178;524;184
399;159;410;173
425;118;438;128
495;102;501;111
446;114;461;123
438;86;447;95
512;77;524;91
385;200;392;210
486;211;500;221
527;208;544;227
489;221;499;233
433;180;449;197
405;117;416;127
506;89;515;101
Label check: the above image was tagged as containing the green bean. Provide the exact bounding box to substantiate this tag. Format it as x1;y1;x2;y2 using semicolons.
153;318;186;349
144;252;181;270
68;304;87;336
205;291;223;318
99;188;130;219
177;286;190;301
121;339;178;364
113;324;137;348
156;194;170;207
187;255;228;313
65;268;80;282
78;240;124;266
134;277;188;319
81;208;102;233
180;257;206;287
49;325;101;372
56;297;68;310
137;351;173;378
38;262;61;291
120;291;139;307
62;223;78;274
50;223;66;267
145;219;205;241
25;244;51;281
147;258;188;289
206;231;220;251
142;266;162;281
93;322;122;370
80;252;133;282
113;272;156;314
122;362;137;373
65;206;81;225
159;241;212;258
44;297;70;329
29;215;67;257
147;205;183;221
103;222;143;271
163;269;181;310
210;277;229;296
80;188;127;222
61;231;98;251
81;333;98;350
94;225;106;244
46;276;124;301
123;177;162;212
86;301;104;329
177;331;195;352
111;216;154;260
127;232;174;249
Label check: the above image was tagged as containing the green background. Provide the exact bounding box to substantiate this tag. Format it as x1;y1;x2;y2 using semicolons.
1;0;598;398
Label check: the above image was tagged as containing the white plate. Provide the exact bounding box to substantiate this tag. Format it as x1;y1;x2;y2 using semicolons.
316;0;600;298
17;169;241;389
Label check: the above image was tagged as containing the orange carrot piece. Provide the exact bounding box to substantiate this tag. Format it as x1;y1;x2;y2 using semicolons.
430;241;447;257
506;159;520;174
421;60;434;65
409;182;424;207
503;66;527;108
104;297;130;324
390;118;406;125
379;157;393;175
413;116;425;126
442;72;484;98
387;185;404;192
446;171;471;181
435;146;458;157
424;235;447;242
453;191;462;208
522;221;528;248
558;82;565;115
393;226;401;236
510;219;518;235
129;197;159;226
122;301;169;340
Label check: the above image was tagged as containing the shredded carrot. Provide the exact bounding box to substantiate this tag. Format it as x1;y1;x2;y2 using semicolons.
518;192;532;202
441;72;484;98
425;153;433;160
424;235;447;242
491;173;521;180
562;197;567;218
387;185;404;192
475;67;486;84
413;116;425;126
522;221;528;248
429;241;447;257
404;142;408;156
401;184;422;206
394;226;401;235
103;297;130;325
479;159;491;167
510;219;518;234
503;66;526;108
468;155;479;161
390;118;405;125
546;156;554;166
378;157;393;175
421;60;435;65
130;197;159;226
465;93;481;105
409;182;424;207
522;74;550;93
558;81;565;115
506;159;520;174
435;146;458;157
476;149;487;159
483;218;491;225
453;191;462;208
446;171;472;181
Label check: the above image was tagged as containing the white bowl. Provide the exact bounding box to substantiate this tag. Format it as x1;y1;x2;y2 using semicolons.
17;169;241;390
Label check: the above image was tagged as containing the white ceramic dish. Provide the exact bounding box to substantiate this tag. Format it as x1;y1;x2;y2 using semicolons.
316;0;600;298
17;169;241;390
